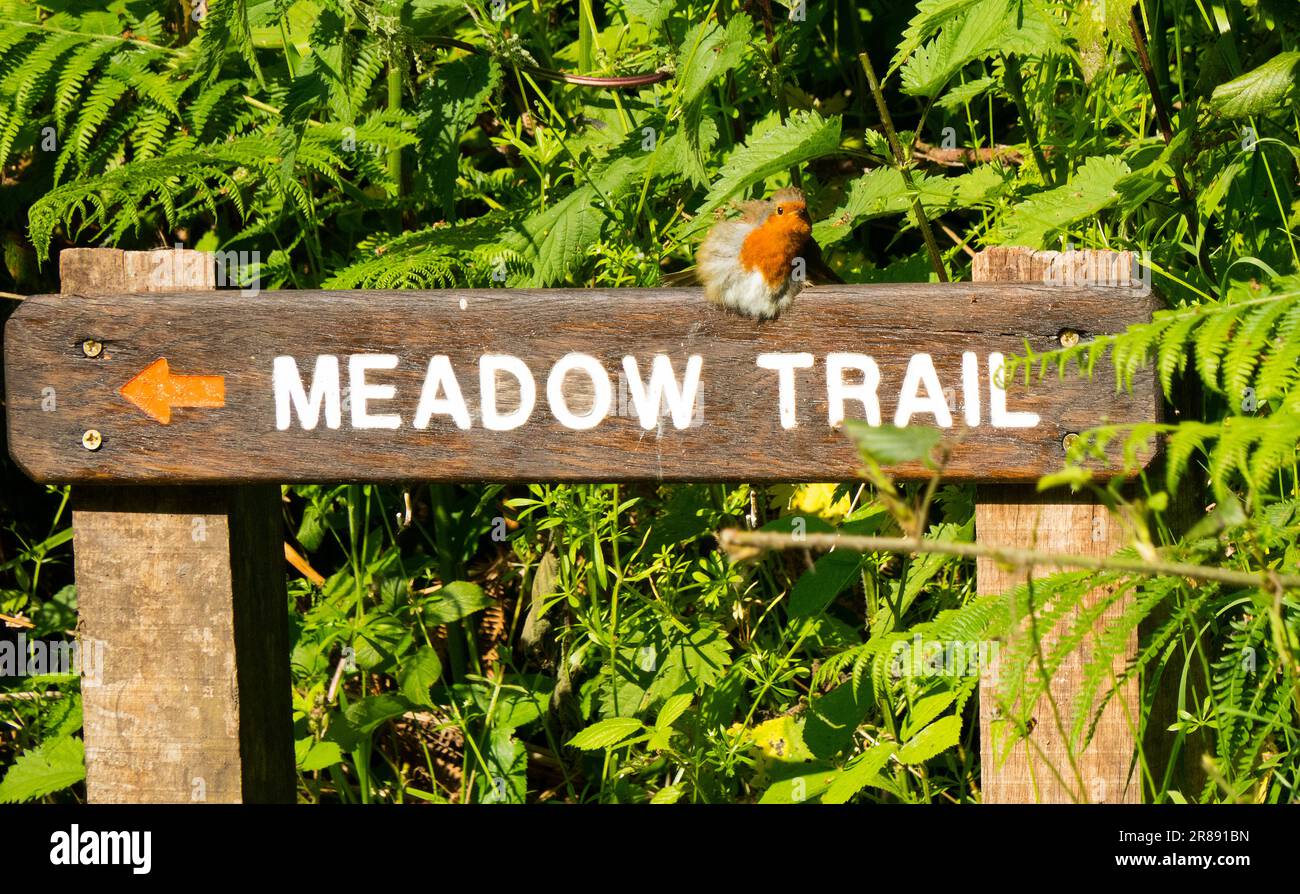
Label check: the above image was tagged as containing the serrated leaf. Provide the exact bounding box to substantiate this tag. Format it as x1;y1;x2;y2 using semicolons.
677;13;752;107
902;689;957;739
567;716;646;750
646;621;732;703
892;0;988;72
900;0;1011;98
812;167;909;246
822;743;896;803
397;646;442;708
897;714;962;764
511;136;652;285
695;111;841;217
654;692;694;731
845;421;942;464
934;74;997;111
1210;51;1300;119
420;54;501;217
989;155;1129;246
650;783;684;803
0;736;84;803
625;0;679;30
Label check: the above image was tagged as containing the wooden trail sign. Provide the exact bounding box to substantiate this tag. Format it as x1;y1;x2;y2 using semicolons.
5;283;1158;485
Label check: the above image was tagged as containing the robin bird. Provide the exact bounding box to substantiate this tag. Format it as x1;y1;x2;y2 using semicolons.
670;187;841;320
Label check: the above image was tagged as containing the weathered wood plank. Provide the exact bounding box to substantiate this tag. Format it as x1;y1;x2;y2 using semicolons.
74;485;294;802
975;248;1141;803
5;283;1158;484
65;249;294;803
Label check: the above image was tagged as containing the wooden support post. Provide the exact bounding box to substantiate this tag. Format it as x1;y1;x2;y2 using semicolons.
974;246;1141;803
64;248;295;803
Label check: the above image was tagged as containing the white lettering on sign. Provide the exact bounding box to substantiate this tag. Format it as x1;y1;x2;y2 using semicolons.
274;355;341;430
414;356;471;430
826;353;882;427
757;352;814;430
961;351;981;426
480;354;536;431
622;354;703;430
547;353;612;430
895;354;952;428
270;351;1040;433
349;354;402;429
989;352;1040;428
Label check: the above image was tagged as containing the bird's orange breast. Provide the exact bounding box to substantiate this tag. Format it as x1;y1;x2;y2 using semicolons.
739;216;812;287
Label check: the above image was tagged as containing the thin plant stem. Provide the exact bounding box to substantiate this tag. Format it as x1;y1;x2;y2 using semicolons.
858;51;948;282
719;529;1300;591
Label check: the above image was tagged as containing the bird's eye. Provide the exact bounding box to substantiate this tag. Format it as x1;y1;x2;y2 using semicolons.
776;206;784;215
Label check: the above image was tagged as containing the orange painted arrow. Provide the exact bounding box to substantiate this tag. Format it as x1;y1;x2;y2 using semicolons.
119;358;225;425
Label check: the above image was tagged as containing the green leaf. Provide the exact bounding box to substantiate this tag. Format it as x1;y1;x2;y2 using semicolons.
812;167;909;246
892;0;988;72
646;622;733;704
195;0;263;86
296;737;344;772
804;679;874;759
397;646;443;708
897;714;962;764
420;54;501;217
654;692;694;731
677;13;752;108
0;736;84;803
934;74;996;111
650;691;693;749
694;110;842;218
424;581;491;624
625;0;680;30
451;673;554;732
988;155;1129;246
900;0;1012;98
510;135;651;285
296;502;328;552
650;784;685;803
567;716;646;750
845;421;942;464
480;727;527;803
1038;466;1093;491
344;694;412;736
757;766;838;803
1210;52;1300;119
902;689;958;739
822;743;896;803
790;550;863;619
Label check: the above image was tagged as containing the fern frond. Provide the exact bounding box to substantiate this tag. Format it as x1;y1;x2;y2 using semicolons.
54;40;118;131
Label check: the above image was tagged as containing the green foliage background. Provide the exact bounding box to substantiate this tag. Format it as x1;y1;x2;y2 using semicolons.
1;0;1298;804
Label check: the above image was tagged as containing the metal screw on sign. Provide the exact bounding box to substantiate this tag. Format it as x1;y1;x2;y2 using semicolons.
82;339;103;358
1058;329;1080;348
82;429;103;451
1061;432;1080;453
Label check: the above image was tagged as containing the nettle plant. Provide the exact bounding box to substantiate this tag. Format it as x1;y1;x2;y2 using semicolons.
0;0;1297;803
